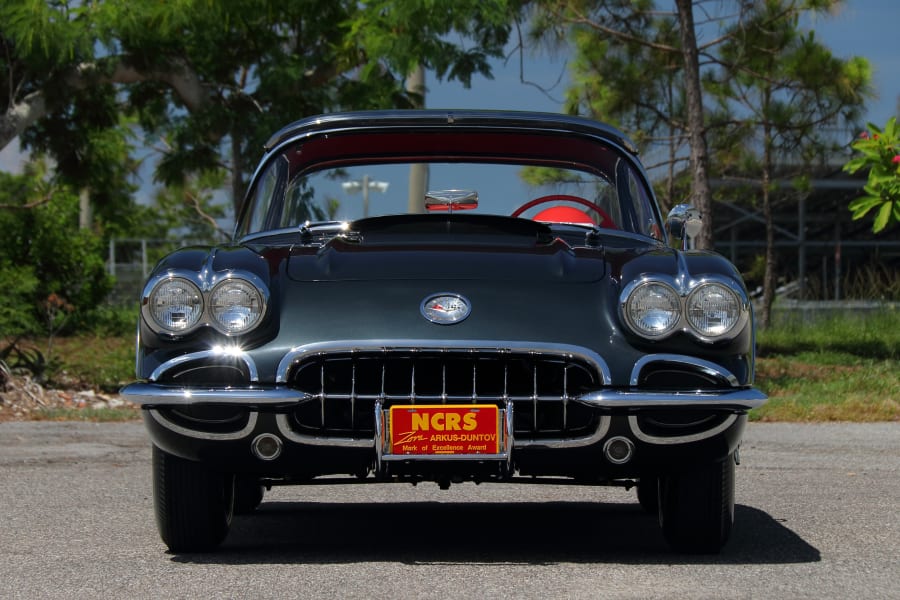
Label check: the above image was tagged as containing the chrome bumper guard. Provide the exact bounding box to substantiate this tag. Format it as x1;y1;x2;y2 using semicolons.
121;383;766;409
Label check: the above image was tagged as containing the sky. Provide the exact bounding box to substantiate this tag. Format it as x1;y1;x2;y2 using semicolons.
426;0;900;127
1;0;898;176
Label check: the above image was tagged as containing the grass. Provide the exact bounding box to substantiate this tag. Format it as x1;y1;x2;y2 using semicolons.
752;353;899;421
40;335;135;393
751;310;900;422
9;310;899;422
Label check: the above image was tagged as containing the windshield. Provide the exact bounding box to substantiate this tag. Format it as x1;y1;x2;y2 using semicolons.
237;128;662;241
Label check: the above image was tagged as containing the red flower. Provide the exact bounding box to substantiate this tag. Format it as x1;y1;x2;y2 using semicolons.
893;155;900;164
859;131;869;139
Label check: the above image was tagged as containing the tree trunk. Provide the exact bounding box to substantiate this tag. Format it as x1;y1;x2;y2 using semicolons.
78;188;92;230
674;0;714;250
407;64;428;213
231;133;244;217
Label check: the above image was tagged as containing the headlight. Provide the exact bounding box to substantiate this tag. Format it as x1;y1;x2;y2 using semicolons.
624;282;681;338
686;283;742;338
147;278;203;333
209;279;265;334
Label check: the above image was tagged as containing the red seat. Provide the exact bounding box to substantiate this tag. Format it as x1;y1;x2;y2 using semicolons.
533;205;596;225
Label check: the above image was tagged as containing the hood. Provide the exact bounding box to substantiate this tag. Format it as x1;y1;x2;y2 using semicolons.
286;214;607;283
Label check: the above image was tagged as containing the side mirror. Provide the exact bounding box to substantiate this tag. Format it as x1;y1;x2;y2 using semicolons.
665;204;703;250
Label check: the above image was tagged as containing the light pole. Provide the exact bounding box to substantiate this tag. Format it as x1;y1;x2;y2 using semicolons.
341;175;389;218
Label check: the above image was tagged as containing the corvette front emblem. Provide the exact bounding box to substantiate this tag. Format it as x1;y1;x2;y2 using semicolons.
420;293;471;325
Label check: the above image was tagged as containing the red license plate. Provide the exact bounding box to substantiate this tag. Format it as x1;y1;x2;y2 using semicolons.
389;404;500;455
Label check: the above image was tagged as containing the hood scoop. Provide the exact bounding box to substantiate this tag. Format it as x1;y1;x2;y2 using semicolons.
339;213;555;246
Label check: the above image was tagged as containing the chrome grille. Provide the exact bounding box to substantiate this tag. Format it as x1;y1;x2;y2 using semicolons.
285;349;602;439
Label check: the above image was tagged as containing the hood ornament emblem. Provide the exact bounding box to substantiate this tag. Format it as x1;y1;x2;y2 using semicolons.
420;293;471;325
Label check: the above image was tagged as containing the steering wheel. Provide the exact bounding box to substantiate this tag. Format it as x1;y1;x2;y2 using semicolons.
511;194;617;229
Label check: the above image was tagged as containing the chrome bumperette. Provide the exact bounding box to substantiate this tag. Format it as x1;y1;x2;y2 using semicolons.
629;353;740;387
121;382;304;405
147;408;259;441
579;388;766;409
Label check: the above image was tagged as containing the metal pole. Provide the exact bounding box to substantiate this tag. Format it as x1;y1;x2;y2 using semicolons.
798;196;806;299
834;221;841;300
363;174;369;218
108;238;115;277
141;239;148;278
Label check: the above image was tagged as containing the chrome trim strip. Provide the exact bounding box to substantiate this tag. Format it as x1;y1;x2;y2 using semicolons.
629;354;740;387
274;414;374;448
579;388;766;409
513;415;611;449
149;348;260;382
147;408;259;441
628;413;739;445
121;383;304;405
275;339;612;385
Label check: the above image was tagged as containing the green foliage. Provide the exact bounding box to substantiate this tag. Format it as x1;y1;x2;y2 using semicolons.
3;0;521;220
0;169;112;338
347;0;514;86
0;262;40;337
74;303;139;338
843;117;900;232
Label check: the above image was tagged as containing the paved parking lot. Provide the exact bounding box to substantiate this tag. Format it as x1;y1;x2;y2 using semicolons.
0;421;897;599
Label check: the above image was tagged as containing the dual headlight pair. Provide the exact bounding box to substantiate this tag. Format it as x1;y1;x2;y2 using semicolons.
620;278;749;342
142;273;267;336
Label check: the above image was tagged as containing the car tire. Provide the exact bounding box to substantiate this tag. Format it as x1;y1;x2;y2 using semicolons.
233;477;265;514
152;445;233;552
658;454;735;553
636;476;659;514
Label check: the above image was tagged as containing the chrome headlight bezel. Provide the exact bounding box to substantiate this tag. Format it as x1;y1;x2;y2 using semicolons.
141;270;269;337
685;281;745;340
621;281;682;339
208;276;267;335
619;276;749;343
143;276;204;334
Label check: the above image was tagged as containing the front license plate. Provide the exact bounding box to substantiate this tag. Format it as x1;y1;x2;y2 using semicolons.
389;404;500;455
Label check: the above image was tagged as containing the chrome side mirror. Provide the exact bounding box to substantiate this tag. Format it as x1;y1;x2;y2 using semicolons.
665;204;703;250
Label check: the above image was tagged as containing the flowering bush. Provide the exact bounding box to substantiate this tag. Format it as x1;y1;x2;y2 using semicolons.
843;117;900;232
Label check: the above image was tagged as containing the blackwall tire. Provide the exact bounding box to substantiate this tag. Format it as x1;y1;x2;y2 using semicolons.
152;445;233;552
659;455;735;554
636;477;659;514
233;477;265;514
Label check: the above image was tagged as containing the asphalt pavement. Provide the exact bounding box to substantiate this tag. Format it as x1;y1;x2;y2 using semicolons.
0;421;897;599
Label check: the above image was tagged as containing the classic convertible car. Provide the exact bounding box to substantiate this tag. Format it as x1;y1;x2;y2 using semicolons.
122;110;766;553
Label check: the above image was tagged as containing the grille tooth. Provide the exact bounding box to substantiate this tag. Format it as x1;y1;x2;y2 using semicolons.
320;361;326;428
